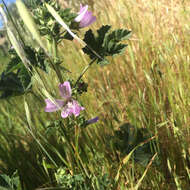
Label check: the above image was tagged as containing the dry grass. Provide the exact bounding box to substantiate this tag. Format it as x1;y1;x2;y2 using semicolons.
0;0;190;189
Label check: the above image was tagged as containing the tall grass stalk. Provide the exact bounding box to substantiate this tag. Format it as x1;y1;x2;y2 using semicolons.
0;0;190;189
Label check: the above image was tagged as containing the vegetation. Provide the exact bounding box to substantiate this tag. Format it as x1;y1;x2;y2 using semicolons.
0;0;190;189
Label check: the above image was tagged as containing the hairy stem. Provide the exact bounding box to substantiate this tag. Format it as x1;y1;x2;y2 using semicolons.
74;58;96;87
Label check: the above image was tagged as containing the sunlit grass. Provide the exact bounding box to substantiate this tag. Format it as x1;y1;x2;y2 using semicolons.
0;0;190;189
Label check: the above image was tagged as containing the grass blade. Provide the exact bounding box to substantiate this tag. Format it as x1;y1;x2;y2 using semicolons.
16;0;46;50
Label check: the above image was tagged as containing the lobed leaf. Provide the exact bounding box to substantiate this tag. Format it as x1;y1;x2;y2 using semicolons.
103;29;131;44
83;25;131;65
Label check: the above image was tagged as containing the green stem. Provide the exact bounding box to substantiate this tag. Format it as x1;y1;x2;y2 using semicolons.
52;37;57;58
51;37;63;83
74;58;96;87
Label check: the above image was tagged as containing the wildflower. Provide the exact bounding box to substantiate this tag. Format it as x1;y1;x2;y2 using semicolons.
45;81;84;118
74;4;96;28
86;117;99;125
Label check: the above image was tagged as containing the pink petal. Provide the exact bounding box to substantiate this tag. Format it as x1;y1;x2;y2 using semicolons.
70;100;85;117
44;99;65;112
75;5;88;22
61;106;70;118
59;81;72;99
79;4;88;14
74;4;96;28
61;100;84;118
79;11;96;28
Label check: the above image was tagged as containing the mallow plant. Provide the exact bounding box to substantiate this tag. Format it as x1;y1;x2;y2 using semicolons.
0;0;131;188
44;81;85;118
0;0;131;124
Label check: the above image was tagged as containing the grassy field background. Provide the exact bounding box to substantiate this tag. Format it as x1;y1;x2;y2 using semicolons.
0;0;190;189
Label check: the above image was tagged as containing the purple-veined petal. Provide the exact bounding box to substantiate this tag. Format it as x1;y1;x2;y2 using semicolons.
44;99;65;112
74;5;88;22
59;81;72;100
61;100;84;118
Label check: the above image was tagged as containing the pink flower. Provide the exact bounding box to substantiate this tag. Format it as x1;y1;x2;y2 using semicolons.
45;81;84;118
74;4;96;28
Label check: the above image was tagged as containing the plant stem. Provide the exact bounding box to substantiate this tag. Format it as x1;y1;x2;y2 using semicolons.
74;58;96;87
52;37;63;83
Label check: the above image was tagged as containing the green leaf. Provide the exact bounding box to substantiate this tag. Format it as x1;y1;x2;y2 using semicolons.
0;69;31;99
97;59;110;66
61;31;74;41
103;28;131;56
45;3;84;45
32;2;77;41
82;25;131;65
82;29;98;60
106;42;127;57
25;46;49;73
104;29;131;44
0;171;21;190
0;72;23;92
59;8;77;26
17;66;32;90
0;175;10;189
97;25;111;45
5;57;23;74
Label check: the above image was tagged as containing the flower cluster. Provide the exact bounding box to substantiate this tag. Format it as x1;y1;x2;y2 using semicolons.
45;81;84;118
